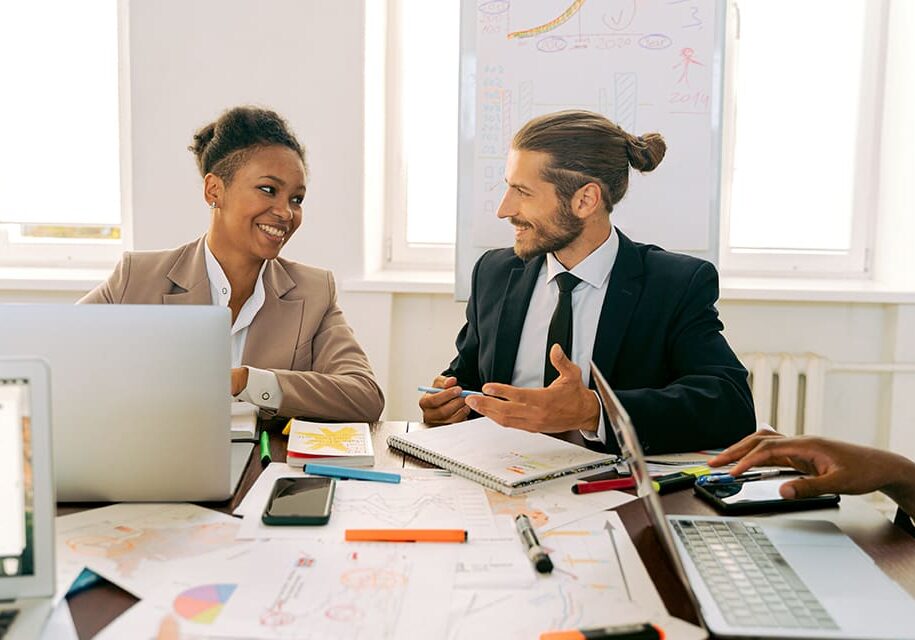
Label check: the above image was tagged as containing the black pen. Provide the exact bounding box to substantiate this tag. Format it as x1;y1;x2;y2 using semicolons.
540;622;664;640
515;513;553;574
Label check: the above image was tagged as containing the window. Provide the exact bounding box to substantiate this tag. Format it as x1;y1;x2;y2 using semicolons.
377;0;460;269
720;0;885;276
0;0;124;268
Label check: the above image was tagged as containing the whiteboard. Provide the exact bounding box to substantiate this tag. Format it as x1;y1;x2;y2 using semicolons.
456;0;726;300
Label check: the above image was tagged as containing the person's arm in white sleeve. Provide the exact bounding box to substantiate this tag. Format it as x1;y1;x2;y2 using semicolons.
235;366;283;410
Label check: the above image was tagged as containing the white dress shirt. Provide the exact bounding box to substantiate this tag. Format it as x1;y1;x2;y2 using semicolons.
204;239;282;410
511;227;619;444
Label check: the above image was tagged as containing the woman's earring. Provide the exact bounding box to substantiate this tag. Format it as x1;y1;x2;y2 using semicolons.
209;202;217;209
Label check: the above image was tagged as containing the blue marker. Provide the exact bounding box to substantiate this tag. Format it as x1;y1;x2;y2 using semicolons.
696;470;781;486
305;463;401;484
417;385;484;398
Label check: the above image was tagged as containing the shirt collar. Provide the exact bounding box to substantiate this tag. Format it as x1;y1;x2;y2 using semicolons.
546;225;619;289
203;236;268;333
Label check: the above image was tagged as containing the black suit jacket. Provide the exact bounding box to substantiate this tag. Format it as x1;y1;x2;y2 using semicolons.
444;231;756;454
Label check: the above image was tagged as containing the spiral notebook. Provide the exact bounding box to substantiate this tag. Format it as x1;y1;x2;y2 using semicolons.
387;417;617;495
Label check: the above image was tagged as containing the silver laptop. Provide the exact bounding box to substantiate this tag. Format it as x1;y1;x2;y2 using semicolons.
0;305;252;502
0;359;54;639
591;362;915;640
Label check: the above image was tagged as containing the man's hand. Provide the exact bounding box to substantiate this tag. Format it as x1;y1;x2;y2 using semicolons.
465;345;600;433
231;367;249;396
419;375;471;425
709;433;915;514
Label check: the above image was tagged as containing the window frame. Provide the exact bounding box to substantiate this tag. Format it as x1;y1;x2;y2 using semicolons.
378;0;456;271
718;0;887;278
0;0;130;271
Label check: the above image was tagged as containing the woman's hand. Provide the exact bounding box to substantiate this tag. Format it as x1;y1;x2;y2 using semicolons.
231;367;250;396
711;433;915;513
708;429;816;473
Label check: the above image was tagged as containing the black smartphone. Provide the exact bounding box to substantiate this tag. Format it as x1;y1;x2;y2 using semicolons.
262;477;336;525
694;477;840;515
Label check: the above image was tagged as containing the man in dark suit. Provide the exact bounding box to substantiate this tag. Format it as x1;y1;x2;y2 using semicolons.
420;110;755;453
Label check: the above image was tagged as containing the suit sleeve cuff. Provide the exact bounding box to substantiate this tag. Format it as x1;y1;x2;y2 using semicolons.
580;390;607;445
235;366;283;410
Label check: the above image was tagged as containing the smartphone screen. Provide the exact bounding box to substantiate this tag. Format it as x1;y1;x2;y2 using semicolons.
264;477;335;521
698;477;839;514
714;478;794;504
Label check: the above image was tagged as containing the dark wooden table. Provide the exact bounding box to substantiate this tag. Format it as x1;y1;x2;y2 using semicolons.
62;423;915;638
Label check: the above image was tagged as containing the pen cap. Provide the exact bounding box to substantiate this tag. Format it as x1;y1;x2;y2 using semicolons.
535;554;554;573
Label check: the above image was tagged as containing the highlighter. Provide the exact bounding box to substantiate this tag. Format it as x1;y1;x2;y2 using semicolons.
259;430;271;468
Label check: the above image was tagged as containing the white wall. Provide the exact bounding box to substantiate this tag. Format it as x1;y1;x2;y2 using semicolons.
126;0;367;281
3;0;914;463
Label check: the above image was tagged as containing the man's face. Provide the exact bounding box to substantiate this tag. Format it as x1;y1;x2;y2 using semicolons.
496;148;583;260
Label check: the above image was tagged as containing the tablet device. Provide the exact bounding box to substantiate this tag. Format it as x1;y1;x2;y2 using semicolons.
694;477;840;515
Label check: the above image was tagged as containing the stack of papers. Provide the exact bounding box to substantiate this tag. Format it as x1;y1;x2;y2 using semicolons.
60;476;705;639
230;401;258;439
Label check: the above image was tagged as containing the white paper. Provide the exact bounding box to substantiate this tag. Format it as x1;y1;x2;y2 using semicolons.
658;615;708;640
230;401;258;438
238;469;498;541
97;540;456;640
39;598;79;640
447;510;668;639
484;477;637;533
454;520;536;590
55;504;247;598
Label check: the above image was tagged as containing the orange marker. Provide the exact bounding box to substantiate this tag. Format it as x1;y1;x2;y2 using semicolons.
344;529;467;543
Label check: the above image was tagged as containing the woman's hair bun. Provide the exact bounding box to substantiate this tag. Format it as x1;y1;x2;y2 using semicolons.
625;132;666;173
187;106;306;181
188;123;216;161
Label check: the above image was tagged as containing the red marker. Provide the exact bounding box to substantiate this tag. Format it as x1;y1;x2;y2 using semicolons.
571;477;637;494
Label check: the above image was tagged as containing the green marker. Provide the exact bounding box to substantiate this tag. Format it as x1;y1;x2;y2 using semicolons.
259;430;271;468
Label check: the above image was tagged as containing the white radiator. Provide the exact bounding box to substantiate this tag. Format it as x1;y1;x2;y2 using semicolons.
740;353;827;437
740;353;915;437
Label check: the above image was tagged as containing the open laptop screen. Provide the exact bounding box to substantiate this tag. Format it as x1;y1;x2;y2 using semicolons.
590;362;706;619
0;377;34;580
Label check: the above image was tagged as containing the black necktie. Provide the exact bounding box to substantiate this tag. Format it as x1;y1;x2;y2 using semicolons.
544;272;581;386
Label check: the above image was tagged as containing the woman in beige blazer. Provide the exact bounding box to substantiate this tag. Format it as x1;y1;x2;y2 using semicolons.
81;106;384;422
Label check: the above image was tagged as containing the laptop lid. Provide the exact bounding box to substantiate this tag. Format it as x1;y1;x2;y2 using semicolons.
0;358;54;600
0;305;232;502
589;362;707;623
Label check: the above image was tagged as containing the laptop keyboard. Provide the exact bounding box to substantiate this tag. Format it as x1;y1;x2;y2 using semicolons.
671;519;839;630
0;609;19;639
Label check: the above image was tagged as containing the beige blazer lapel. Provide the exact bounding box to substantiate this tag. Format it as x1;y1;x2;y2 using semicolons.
162;237;212;305
243;260;303;370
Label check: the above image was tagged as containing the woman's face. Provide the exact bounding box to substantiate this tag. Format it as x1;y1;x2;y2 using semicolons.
209;145;307;262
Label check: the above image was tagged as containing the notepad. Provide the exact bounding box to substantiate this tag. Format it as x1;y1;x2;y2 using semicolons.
286;421;375;468
230;401;258;439
387;417;617;495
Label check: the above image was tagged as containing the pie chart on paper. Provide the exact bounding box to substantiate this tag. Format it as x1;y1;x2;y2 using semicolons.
173;583;237;624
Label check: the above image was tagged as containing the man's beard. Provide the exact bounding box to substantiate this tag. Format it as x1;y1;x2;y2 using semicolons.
512;198;584;260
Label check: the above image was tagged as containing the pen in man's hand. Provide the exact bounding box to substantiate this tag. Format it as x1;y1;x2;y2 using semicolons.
417;385;484;397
